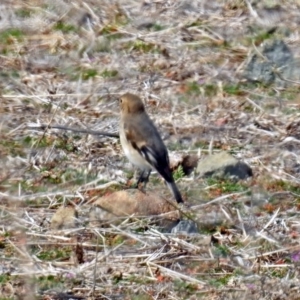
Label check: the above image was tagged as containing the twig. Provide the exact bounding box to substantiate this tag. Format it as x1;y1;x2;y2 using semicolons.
27;124;119;138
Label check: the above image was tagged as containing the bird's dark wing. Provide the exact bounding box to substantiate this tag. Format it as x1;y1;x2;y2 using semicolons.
123;118;172;181
124;119;169;168
124;117;183;203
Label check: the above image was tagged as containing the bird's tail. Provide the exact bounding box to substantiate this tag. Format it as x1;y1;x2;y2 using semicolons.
166;181;183;204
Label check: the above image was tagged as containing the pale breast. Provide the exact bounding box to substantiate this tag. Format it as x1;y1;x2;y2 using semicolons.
120;125;152;170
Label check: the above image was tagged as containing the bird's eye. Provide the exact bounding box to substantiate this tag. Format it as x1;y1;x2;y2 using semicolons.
119;98;123;103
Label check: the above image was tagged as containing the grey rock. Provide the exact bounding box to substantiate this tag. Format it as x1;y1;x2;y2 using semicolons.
244;40;298;86
171;219;199;234
196;151;253;180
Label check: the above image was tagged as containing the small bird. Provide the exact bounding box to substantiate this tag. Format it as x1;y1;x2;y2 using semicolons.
119;93;183;204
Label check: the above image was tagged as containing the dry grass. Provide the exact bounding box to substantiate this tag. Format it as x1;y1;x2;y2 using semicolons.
1;0;300;299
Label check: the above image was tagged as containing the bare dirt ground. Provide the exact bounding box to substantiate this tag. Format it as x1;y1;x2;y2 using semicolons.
1;0;300;299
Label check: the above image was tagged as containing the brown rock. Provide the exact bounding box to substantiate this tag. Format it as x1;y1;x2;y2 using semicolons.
181;154;199;175
50;206;77;230
93;189;180;220
169;153;199;175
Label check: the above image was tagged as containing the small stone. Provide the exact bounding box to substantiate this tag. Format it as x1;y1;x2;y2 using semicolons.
50;206;77;230
171;219;199;234
196;151;252;180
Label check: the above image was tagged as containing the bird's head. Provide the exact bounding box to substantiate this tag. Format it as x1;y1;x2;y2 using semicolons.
120;93;145;114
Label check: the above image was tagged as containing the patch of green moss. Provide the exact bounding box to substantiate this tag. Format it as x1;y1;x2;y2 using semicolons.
271;181;300;197
269;268;289;279
60;169;98;185
60;65;99;81
36;274;65;291
193;141;208;149
0;28;24;44
0;139;25;156
110;234;125;246
23;135;53;148
207;178;248;193
131;295;153;300
14;179;48;196
124;275;153;285
279;87;299;102
214;244;230;257
41;167;78;185
204;84;218;97
151;23;165;31
184;82;219;97
167;141;187;151
36;246;72;261
15;8;32;18
174;280;199;294
223;84;245;96
125;40;157;53
4;69;20;78
173;165;185;181
101;69;118;78
54;138;77;152
82;68;98;80
53;21;77;33
186;20;204;27
0;274;10;284
24;196;50;207
186;81;201;95
100;25;124;40
245;27;277;46
208;274;232;288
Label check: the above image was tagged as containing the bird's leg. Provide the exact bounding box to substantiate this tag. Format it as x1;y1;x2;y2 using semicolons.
136;169;151;190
